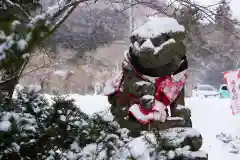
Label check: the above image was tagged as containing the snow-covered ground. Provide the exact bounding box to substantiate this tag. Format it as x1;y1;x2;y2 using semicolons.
187;97;240;160
63;94;240;160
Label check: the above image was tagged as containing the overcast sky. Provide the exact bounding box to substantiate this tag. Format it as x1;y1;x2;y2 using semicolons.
194;0;240;20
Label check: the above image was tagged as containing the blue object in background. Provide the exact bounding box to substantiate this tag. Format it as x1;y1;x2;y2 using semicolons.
219;84;231;98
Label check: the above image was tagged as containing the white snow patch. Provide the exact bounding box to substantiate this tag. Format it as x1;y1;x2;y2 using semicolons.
42;94;111;116
135;81;151;86
11;20;21;31
0;35;14;61
0;30;6;40
97;110;114;122
142;95;154;100
168;150;176;159
187;97;240;160
129;104;153;123
70;141;81;152
67;94;110;116
140;39;154;49
57;110;63;114
133;41;141;51
60;115;66;122
23;124;36;132
128;137;150;160
18;39;28;51
103;84;116;96
0;121;11;131
132;17;185;39
29;14;46;29
56;149;62;154
176;104;187;109
73;121;81;126
166;117;184;121
12;143;20;152
12;84;24;99
82;143;107;159
182;150;208;158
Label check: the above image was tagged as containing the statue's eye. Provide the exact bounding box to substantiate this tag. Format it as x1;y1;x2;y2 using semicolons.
139;38;146;46
151;34;170;47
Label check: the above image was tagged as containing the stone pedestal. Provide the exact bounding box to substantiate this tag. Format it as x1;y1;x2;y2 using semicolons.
110;103;208;159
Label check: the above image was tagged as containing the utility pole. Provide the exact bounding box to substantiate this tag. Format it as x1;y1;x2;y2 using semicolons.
129;0;133;36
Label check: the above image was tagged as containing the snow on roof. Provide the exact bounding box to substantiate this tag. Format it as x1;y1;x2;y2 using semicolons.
132;17;185;39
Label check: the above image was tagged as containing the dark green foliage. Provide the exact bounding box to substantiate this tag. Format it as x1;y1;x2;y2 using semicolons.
0;0;41;32
0;0;47;104
0;88;129;159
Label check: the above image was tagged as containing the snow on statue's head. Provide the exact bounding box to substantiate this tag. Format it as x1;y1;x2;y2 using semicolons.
129;17;186;70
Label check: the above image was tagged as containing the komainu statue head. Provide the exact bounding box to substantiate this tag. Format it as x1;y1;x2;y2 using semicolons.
128;17;187;77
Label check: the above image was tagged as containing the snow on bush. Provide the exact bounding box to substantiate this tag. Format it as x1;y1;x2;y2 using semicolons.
0;88;133;159
216;133;240;154
0;87;208;159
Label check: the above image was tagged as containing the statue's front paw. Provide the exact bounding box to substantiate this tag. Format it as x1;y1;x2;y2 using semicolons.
128;101;168;124
128;104;153;124
140;95;154;109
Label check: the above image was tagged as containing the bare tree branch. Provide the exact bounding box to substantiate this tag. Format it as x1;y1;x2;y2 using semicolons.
3;0;31;20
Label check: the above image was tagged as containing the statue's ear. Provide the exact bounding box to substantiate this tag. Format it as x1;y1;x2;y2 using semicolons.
172;56;188;75
130;34;146;46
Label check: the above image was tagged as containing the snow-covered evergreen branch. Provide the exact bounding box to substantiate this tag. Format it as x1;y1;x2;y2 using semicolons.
0;0;95;97
0;0;92;62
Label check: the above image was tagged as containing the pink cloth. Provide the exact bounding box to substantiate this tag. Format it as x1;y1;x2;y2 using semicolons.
103;66;187;124
129;70;187;124
155;70;187;105
103;72;123;96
